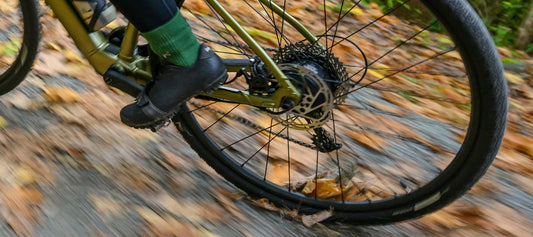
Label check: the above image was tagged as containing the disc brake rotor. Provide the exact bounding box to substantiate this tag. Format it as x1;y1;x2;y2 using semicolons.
273;64;334;130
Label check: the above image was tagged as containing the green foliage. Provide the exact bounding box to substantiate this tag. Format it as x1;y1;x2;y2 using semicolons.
469;0;531;47
362;0;532;49
527;43;533;53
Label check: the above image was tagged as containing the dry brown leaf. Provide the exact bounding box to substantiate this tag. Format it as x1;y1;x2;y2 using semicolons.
135;207;178;236
503;131;533;158
89;195;124;218
43;86;82;104
479;202;533;235
215;191;245;219
301;179;342;199
4;91;35;110
33;50;66;76
251;198;279;211
266;162;290;186
346;129;386;152
301;208;333;227
0;184;43;236
368;100;406;116
494;148;533;175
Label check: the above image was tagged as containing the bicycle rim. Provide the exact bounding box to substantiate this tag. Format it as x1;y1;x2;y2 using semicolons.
178;0;502;215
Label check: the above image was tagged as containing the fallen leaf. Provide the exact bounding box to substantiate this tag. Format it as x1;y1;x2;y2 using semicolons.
346;130;386;152
89;195;124;218
135;207;185;236
505;71;525;85
0;115;7;127
4;91;35;110
215;191;245;219
251;198;279;211
43;86;82;104
301;208;333;227
302;179;342;199
13;166;36;186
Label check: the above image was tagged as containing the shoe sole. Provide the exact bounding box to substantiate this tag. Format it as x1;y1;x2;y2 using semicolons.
123;72;228;132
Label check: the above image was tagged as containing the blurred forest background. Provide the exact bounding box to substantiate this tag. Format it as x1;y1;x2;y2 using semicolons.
370;0;533;53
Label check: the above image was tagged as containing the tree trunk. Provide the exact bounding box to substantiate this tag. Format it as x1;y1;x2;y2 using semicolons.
515;2;533;50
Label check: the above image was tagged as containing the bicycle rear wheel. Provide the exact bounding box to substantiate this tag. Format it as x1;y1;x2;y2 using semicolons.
0;0;40;95
175;0;507;223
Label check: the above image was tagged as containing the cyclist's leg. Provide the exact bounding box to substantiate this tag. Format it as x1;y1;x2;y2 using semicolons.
109;0;227;129
109;0;199;66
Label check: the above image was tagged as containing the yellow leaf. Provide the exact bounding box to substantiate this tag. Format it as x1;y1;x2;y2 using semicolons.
244;26;278;44
43;86;82;104
13;166;36;186
510;100;525;111
349;8;364;16
46;41;62;52
505;72;524;84
0;115;7;128
62;49;87;64
366;69;385;79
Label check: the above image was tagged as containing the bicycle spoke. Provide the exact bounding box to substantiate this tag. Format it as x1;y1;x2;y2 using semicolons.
315;144;319;200
286;114;292;191
337;103;468;133
331;112;345;203
343;65;467;78
328;0;412;48
348;20;439;83
311;0;363;48
203;0;251;57
329;0;347;54
240;116;297;167
203;104;241;132
243;0;294;48
264;118;274;181
219;115;293;151
185;8;246;55
342;47;457;98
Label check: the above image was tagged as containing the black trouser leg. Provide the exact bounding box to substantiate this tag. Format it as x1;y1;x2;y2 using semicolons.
109;0;177;32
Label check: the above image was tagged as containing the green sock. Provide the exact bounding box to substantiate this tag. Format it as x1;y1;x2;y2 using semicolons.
141;10;201;67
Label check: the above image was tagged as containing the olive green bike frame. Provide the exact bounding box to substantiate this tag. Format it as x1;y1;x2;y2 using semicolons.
43;0;320;108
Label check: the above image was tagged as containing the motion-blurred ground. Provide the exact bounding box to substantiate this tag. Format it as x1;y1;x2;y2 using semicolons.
0;1;532;236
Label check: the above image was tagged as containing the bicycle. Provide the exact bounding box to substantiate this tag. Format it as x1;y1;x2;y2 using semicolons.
0;0;507;224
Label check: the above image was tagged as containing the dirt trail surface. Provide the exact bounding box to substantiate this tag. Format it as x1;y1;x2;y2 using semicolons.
1;1;533;236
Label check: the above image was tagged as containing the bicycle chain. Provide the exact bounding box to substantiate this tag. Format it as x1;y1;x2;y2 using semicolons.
188;100;318;150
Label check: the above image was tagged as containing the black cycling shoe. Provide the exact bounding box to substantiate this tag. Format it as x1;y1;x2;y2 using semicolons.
120;44;227;130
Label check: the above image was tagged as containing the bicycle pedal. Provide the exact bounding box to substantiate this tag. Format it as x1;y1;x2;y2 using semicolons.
149;119;172;132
